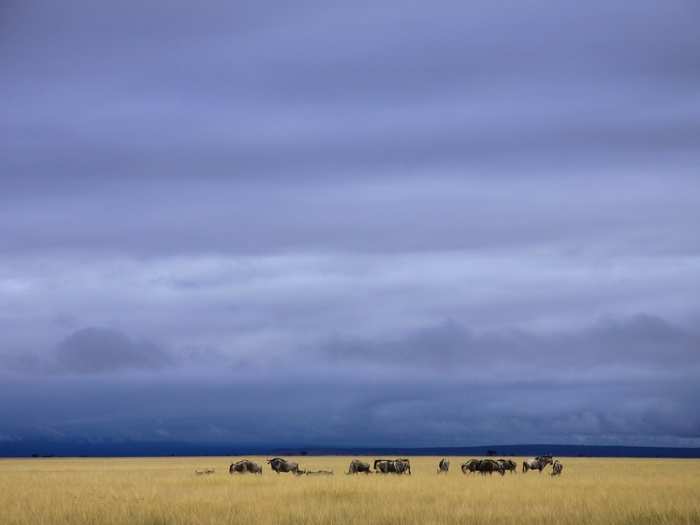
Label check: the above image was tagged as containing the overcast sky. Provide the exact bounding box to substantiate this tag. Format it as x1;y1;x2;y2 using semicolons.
1;0;699;449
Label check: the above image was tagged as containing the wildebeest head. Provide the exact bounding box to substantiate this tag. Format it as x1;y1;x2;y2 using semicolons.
267;457;300;474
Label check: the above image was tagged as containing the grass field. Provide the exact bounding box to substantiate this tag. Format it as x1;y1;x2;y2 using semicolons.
1;456;699;525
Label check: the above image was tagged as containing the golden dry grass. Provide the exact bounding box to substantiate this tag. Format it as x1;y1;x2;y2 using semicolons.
1;456;699;525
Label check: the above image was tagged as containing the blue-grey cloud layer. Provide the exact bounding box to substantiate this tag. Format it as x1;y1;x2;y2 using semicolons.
1;0;699;447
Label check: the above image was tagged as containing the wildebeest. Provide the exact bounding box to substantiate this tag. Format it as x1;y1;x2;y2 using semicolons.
522;455;553;473
461;459;505;475
347;459;371;474
551;460;563;476
498;459;517;474
229;460;262;475
477;459;506;476
374;458;411;475
461;459;480;474
437;458;449;474
267;457;302;475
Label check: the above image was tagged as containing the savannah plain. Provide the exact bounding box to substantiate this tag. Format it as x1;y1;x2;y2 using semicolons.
1;456;699;525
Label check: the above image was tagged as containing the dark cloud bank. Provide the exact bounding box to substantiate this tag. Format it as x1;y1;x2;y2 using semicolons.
55;327;172;373
1;315;699;451
1;0;699;452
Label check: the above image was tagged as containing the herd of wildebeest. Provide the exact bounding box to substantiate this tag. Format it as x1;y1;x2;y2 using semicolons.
222;455;564;477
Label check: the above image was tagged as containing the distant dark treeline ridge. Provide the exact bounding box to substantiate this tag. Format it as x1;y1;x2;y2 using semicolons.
2;441;700;458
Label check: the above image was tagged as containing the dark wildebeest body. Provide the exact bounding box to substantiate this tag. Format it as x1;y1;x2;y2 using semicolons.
437;458;449;474
477;459;505;476
461;459;505;475
374;458;411;475
229;460;262;475
461;459;480;474
551;460;563;476
347;459;371;474
522;456;553;473
267;457;302;475
498;459;517;474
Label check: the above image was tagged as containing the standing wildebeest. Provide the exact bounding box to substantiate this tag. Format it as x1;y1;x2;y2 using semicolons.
498;459;517;474
229;459;262;474
461;459;481;474
373;458;411;475
228;459;262;474
267;457;302;475
347;459;371;474
551;460;563;476
437;458;449;474
461;459;504;475
522;455;553;473
234;459;262;475
477;459;505;476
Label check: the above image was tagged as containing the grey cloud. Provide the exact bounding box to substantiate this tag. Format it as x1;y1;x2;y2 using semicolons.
1;1;699;260
55;327;172;374
316;315;700;378
2;174;700;257
1;252;698;373
1;0;699;448
3;1;699;187
1;360;698;447
1;312;698;446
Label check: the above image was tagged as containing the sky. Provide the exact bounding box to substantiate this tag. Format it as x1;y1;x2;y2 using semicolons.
1;0;699;449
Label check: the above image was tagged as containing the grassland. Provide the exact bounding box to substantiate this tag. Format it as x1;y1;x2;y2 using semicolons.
1;456;699;525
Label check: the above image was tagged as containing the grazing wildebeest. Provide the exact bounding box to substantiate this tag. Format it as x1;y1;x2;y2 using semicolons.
477;459;506;476
229;460;262;475
551;460;563;476
373;458;411;475
461;459;481;474
347;459;371;474
461;459;505;475
498;459;517;474
267;457;302;475
437;458;449;474
522;455;553;473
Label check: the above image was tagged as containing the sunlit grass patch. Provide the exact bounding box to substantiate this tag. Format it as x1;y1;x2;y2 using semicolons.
1;456;699;524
